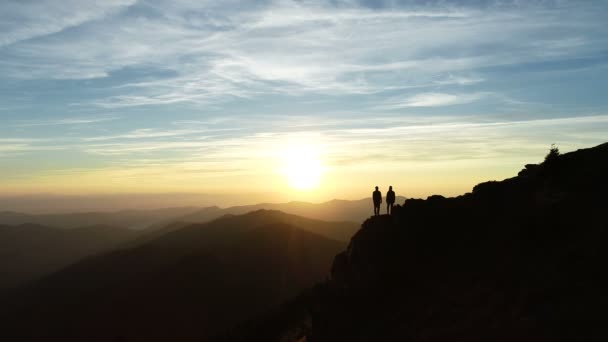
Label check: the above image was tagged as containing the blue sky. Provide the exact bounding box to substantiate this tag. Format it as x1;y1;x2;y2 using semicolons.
1;0;608;205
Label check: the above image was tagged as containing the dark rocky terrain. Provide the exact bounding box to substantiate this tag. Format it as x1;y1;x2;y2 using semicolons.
216;142;608;342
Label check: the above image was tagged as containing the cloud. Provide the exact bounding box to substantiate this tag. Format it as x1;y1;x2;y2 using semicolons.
434;75;484;86
78;114;608;163
382;92;489;108
4;112;608;199
12;116;119;127
0;0;135;47
1;1;607;200
83;127;238;141
0;142;66;156
0;138;45;143
84;141;213;156
1;1;606;105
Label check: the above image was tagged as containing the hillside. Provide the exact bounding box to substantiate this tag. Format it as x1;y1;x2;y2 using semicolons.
0;210;346;341
0;224;137;290
213;142;608;341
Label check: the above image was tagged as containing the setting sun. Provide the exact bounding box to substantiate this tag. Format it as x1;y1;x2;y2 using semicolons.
281;145;325;191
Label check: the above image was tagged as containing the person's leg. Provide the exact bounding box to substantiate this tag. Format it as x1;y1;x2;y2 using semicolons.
389;203;393;215
387;203;390;215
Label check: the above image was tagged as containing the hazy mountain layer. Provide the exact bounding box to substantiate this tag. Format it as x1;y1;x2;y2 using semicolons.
177;196;406;230
0;197;404;234
0;207;200;230
0;210;347;341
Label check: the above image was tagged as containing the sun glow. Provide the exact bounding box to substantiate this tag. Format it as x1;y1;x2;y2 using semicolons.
281;144;325;191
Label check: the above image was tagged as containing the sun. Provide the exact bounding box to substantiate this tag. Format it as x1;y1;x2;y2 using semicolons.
281;144;325;191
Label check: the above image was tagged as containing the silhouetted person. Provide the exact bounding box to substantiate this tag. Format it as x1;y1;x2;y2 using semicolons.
373;186;382;216
386;186;395;215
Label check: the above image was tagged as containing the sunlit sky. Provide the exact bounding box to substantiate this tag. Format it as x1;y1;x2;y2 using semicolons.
1;0;608;207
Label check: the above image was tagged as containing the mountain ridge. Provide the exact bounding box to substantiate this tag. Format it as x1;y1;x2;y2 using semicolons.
0;197;406;232
212;142;608;342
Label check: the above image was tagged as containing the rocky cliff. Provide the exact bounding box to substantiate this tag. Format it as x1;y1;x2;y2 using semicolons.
314;143;608;341
215;143;608;342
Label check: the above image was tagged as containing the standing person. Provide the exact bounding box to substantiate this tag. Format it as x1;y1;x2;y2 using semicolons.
373;186;382;216
386;186;396;215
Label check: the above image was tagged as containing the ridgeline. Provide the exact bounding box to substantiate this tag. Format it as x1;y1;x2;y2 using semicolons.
217;142;608;342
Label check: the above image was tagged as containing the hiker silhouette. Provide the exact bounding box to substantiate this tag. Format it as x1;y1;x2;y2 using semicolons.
372;186;382;216
386;186;395;215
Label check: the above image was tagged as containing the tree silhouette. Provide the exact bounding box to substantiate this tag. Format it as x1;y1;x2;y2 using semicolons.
544;143;560;164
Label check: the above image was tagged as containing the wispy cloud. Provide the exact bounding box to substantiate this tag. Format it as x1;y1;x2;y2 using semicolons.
13;116;119;127
2;1;606;105
381;92;489;108
0;142;66;157
84;128;213;141
0;0;135;47
434;75;484;86
77;114;608;161
0;138;45;143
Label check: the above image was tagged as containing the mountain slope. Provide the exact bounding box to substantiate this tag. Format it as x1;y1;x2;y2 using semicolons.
318;143;608;342
0;224;137;290
0;210;346;341
214;142;608;342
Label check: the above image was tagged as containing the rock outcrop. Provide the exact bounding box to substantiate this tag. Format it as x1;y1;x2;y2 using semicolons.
210;143;608;342
314;143;608;341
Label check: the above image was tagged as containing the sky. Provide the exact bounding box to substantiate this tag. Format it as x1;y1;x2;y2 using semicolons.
1;0;608;209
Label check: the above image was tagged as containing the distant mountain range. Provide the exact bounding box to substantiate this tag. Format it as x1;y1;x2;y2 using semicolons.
0;207;200;230
0;196;404;232
175;196;406;228
0;210;349;341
